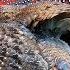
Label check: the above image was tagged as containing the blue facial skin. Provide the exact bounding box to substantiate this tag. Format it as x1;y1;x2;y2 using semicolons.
57;60;70;70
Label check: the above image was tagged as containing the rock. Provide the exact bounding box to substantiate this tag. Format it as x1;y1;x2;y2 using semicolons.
0;1;70;70
16;1;70;28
